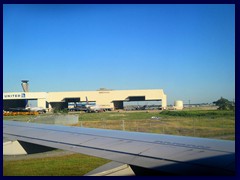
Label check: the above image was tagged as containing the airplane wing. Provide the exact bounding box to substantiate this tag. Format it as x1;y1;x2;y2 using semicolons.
3;120;235;175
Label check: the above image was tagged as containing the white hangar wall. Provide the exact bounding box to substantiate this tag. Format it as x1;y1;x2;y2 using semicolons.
3;89;167;110
47;89;167;110
3;92;48;109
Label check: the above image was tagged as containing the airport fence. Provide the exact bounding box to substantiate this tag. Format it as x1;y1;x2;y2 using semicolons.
77;118;235;140
3;113;234;140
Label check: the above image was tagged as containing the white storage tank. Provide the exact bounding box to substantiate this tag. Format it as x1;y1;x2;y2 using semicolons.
174;100;183;110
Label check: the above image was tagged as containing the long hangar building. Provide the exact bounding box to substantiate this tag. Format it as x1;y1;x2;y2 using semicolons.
3;88;167;111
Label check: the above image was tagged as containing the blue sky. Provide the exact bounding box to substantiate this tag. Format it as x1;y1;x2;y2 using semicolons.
3;4;235;104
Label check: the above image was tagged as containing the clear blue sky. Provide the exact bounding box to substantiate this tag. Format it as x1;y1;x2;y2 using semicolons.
3;4;235;105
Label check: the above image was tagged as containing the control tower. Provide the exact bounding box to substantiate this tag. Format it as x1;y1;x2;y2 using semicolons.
21;80;29;108
21;80;29;92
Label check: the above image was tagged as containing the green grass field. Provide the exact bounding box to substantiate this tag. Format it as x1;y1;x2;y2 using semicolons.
3;153;110;176
3;109;235;176
75;110;235;140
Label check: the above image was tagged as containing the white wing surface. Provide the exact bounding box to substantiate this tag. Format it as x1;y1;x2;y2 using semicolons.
3;120;235;175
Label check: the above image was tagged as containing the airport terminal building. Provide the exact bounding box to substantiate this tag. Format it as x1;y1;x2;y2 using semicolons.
3;89;167;111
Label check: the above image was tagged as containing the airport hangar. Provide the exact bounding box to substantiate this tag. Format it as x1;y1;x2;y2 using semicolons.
3;89;167;111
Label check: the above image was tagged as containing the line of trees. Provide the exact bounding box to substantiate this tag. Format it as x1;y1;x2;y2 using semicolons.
213;97;235;110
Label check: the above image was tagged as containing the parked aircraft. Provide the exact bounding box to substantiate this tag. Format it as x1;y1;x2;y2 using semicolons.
8;107;29;112
67;97;102;112
3;120;235;175
25;106;46;113
8;106;46;113
68;104;88;112
85;97;102;112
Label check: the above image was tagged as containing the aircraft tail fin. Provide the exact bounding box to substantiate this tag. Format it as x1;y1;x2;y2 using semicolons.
86;97;89;105
24;100;29;108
